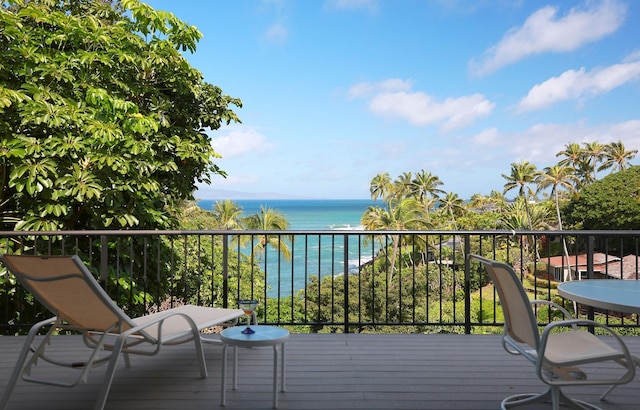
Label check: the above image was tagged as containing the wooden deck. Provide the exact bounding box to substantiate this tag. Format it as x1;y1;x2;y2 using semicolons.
2;333;640;410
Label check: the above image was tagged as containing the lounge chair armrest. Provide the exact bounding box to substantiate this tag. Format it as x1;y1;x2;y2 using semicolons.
120;309;201;345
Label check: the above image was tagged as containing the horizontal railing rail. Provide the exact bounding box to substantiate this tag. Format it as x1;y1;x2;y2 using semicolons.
1;230;639;335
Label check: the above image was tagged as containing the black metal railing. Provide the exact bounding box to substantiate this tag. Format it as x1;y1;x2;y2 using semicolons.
1;230;639;334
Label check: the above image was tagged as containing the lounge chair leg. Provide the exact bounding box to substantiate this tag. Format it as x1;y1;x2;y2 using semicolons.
94;336;124;410
0;326;42;409
600;385;616;401
0;318;58;410
194;331;208;378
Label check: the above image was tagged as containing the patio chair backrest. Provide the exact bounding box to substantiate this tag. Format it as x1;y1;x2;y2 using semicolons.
1;254;137;334
470;254;539;350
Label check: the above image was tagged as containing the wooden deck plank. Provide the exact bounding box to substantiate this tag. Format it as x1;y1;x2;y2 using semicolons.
1;333;640;410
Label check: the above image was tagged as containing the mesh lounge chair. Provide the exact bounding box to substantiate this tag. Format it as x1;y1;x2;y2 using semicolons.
469;254;638;410
0;254;244;410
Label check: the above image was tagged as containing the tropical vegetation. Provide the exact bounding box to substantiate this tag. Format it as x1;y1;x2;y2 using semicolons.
1;1;639;335
0;0;241;232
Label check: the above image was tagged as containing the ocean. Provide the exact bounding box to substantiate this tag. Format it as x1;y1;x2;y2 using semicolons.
196;199;376;230
196;199;379;297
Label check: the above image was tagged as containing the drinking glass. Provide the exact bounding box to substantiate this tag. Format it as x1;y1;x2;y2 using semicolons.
238;300;258;334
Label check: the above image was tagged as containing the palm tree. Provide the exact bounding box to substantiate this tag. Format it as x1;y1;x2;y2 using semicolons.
409;170;444;222
393;172;413;200
499;198;552;231
582;141;606;182
535;165;578;230
502;161;537;230
535;164;579;280
599;141;638;173
436;191;466;229
556;142;582;169
361;198;427;281
557;142;591;189
488;190;508;212
243;206;292;263
211;199;244;230
468;193;487;210
572;158;595;189
468;191;507;213
370;173;392;207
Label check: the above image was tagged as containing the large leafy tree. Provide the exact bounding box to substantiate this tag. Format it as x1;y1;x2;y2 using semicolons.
0;0;241;231
564;166;640;230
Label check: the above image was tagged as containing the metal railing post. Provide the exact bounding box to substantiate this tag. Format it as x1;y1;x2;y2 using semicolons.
343;234;350;333
100;235;108;290
222;234;229;308
464;236;471;334
587;235;595;333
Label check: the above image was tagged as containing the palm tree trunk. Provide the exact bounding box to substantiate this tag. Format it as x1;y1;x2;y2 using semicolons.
388;234;400;282
554;191;574;282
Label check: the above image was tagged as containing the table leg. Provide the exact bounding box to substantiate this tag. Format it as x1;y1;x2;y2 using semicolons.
232;345;238;390
220;344;227;407
281;342;286;392
272;344;279;409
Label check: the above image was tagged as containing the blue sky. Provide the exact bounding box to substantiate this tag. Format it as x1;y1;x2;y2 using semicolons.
146;0;640;200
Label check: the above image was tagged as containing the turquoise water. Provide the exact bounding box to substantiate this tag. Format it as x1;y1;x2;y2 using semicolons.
197;199;376;230
197;199;379;297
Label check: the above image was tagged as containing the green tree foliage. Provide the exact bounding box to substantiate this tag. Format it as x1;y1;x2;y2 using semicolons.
502;161;538;230
242;206;292;263
564;166;640;230
175;204;264;310
0;0;241;231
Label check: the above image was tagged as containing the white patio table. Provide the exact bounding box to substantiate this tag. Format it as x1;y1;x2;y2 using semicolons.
557;279;640;315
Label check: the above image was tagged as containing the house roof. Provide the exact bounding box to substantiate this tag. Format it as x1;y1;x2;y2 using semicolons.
545;253;619;268
545;253;639;280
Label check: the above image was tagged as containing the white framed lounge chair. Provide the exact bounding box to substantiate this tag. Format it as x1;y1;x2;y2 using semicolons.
469;254;638;410
0;254;244;410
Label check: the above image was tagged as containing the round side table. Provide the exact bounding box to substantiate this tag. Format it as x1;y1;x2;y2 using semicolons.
219;325;289;409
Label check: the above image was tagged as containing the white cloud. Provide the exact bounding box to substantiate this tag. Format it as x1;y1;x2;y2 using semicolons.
517;60;640;112
264;22;288;44
470;0;626;77
472;127;500;146
257;0;290;45
504;120;640;164
366;89;495;131
624;49;640;63
347;78;414;99
211;127;273;158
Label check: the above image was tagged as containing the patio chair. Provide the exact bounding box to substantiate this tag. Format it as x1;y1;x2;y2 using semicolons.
0;254;244;410
468;254;638;410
